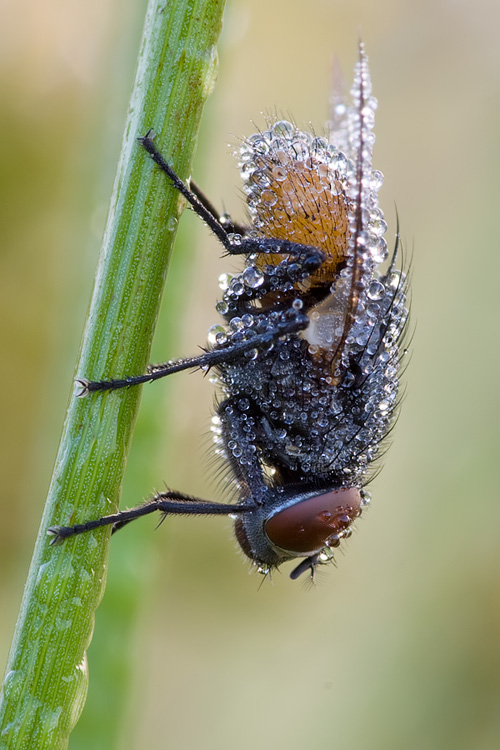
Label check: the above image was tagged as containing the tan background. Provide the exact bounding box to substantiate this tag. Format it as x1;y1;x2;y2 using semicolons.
1;1;500;748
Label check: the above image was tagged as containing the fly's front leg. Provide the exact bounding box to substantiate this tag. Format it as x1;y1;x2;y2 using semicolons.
48;490;255;544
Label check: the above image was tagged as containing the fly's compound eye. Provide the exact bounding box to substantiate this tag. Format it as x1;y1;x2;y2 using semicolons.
264;488;362;555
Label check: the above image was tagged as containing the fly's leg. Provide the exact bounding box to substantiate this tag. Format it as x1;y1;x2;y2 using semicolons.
78;311;309;394
219;251;324;321
289;554;322;580
216;398;272;505
188;179;249;236
140;131;324;266
78;133;325;394
48;490;255;544
50;398;270;544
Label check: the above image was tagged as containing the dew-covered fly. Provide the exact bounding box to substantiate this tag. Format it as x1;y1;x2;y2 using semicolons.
49;45;408;580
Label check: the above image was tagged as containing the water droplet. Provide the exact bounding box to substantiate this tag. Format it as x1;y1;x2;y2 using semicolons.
247;135;270;154
370;169;384;190
244;348;259;360
207;324;227;345
272;120;295;138
310;136;328;154
230;317;245;332
229;278;245;295
291;141;309;160
368;280;385;300
228;233;242;246
272;165;287;181
371;237;388;263
261;189;277;206
242;266;265;288
371;217;387;237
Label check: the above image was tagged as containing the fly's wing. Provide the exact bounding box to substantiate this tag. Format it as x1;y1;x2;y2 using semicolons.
238;44;390;376
325;42;390;374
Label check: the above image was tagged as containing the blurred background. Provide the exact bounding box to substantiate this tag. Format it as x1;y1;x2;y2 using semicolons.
1;0;500;748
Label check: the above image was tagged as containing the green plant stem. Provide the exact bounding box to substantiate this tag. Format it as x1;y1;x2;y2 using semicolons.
0;1;226;747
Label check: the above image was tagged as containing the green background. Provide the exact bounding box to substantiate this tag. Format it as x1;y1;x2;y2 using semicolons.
1;1;499;749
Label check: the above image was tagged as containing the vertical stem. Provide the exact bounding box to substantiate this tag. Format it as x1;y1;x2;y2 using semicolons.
0;1;226;748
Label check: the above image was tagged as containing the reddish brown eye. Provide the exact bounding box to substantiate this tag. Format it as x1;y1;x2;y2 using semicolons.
264;488;362;554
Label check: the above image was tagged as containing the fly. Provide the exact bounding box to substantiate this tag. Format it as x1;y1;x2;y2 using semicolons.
49;44;408;580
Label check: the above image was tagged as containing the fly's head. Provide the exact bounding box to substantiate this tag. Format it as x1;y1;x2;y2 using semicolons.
234;484;368;579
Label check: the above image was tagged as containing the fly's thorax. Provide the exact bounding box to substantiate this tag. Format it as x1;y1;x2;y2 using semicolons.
239;121;354;293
